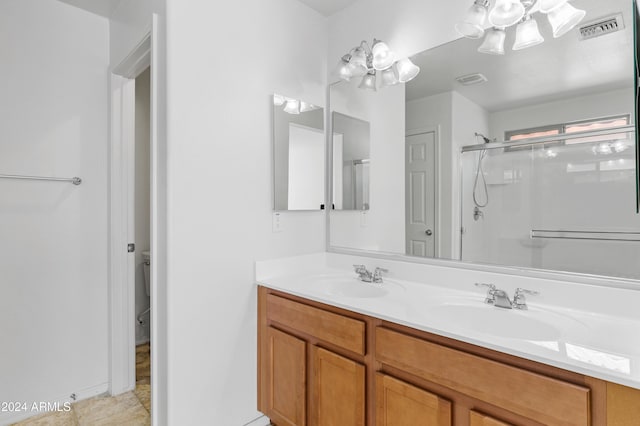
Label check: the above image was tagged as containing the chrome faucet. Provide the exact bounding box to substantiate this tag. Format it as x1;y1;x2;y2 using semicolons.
353;265;373;282
372;267;388;284
353;265;389;283
491;289;513;309
513;288;540;310
474;283;539;310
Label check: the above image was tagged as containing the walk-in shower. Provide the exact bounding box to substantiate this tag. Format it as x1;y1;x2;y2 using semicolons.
460;124;640;280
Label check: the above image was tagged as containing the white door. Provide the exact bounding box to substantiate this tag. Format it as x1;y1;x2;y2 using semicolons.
405;131;436;257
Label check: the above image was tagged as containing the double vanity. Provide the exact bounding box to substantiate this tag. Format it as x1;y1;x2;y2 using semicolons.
256;253;640;425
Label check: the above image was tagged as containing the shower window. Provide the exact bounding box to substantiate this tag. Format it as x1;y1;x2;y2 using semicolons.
505;115;630;143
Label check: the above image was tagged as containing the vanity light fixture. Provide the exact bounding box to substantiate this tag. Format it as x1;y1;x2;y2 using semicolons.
456;0;586;55
334;39;420;89
274;95;320;115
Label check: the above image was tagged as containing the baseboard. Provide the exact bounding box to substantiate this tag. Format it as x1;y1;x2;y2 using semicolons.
243;414;271;426
0;382;108;426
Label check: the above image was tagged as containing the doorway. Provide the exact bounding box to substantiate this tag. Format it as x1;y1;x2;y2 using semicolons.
405;129;438;257
133;67;152;412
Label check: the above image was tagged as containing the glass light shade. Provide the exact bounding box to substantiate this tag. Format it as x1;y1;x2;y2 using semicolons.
273;94;286;106
349;47;369;77
395;58;420;83
539;0;567;13
547;2;586;38
299;102;316;113
478;27;506;55
455;1;489;39
488;0;525;27
358;72;377;91
335;59;353;81
371;40;396;70
283;99;300;114
380;67;399;87
513;16;544;50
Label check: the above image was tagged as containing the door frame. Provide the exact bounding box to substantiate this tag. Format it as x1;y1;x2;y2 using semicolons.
405;126;440;258
108;31;152;395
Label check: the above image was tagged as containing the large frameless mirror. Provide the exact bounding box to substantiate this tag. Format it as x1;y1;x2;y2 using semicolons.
329;0;640;281
272;94;325;211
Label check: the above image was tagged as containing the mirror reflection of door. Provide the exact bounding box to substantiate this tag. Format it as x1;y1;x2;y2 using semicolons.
406;131;436;257
287;124;325;210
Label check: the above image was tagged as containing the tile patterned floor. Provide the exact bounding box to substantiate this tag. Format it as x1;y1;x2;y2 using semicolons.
13;343;151;426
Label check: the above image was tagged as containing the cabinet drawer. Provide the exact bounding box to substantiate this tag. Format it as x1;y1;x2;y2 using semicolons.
469;410;512;426
267;294;365;355
376;327;590;426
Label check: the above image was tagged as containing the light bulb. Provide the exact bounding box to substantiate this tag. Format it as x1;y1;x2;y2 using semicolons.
371;40;396;70
395;58;420;83
547;2;586;38
283;99;300;114
455;0;490;39
380;67;399;87
513;16;544;50
489;0;525;27
273;94;286;106
335;58;353;81
358;71;377;91
349;47;369;77
478;27;506;55
539;0;568;13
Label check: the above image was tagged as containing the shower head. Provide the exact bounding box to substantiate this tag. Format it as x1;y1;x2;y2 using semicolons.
475;132;492;144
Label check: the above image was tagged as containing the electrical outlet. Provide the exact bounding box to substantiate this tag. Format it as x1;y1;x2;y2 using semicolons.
360;210;368;227
272;212;283;233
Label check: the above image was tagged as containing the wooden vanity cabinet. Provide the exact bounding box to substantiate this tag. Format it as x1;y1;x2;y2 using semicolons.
259;288;367;426
258;286;640;426
375;373;451;426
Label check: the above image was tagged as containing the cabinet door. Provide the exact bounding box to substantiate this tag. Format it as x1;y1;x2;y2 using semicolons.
470;410;512;426
267;327;307;426
312;346;365;426
376;373;451;426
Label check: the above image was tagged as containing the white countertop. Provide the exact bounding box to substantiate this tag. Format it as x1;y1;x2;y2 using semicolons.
256;252;640;390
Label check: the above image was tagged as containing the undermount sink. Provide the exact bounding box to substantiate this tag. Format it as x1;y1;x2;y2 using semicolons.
327;280;389;298
309;275;397;298
424;303;566;341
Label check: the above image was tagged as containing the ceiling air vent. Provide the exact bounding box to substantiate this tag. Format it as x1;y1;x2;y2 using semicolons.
455;73;488;86
579;14;625;41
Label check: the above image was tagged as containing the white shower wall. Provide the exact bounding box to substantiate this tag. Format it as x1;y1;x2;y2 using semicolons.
462;88;640;279
0;1;110;422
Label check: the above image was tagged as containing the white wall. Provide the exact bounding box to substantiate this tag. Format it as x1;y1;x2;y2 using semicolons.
406;91;489;260
0;1;110;423
330;80;405;253
165;0;327;424
135;68;151;344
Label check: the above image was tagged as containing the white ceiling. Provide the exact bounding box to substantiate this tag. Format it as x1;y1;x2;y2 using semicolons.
296;0;358;17
406;0;633;112
56;0;122;18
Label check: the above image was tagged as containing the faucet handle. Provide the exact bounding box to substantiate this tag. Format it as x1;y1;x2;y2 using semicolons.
475;283;497;304
353;264;367;272
372;267;388;283
513;288;539;310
